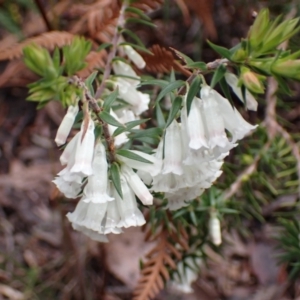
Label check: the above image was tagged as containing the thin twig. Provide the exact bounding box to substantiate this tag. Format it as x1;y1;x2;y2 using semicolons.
34;0;53;31
95;2;127;99
70;76;116;162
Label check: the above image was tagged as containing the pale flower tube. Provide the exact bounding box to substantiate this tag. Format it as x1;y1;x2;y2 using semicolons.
55;105;79;146
122;45;146;69
82;142;114;203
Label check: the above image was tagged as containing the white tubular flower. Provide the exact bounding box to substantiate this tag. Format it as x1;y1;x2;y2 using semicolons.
122;45;146;69
114;175;146;228
60;132;80;166
112;61;140;86
115;78;150;115
66;199;108;233
212;89;258;142
72;224;108;243
121;165;153;205
53;176;82;199
55;105;79;146
201;86;228;149
166;187;204;210
103;200;123;234
182;97;208;150
82;142;114;203
70;118;95;176
163;120;183;175
209;211;222;245
224;72;258;111
108;109;129;147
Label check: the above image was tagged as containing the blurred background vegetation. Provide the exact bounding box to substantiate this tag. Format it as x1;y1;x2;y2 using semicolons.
0;0;300;299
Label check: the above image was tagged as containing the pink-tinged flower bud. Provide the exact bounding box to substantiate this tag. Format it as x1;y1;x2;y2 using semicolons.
240;67;264;94
55;105;79;146
122;45;146;69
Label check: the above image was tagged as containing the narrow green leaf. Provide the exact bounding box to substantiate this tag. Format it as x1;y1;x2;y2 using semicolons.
126;118;149;129
103;89;119;111
219;76;233;104
126;17;156;28
117;149;153;164
166;96;182;128
111;163;123;198
121;28;145;47
131;127;163;138
186;76;201;115
207;40;231;59
156;80;185;103
156;104;166;128
112;126;127;137
210;64;227;88
99;111;124;127
97;43;112;52
169;48;194;65
85;71;98;96
185;61;207;70
140;79;169;88
125;7;151;21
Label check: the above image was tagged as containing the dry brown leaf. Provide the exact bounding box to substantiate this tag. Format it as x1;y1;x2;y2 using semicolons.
0;31;75;61
142;44;191;77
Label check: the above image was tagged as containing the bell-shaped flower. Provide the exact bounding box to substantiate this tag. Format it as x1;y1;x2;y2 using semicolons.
122;45;146;69
66;199;108;234
201;86;228;149
55;105;79;146
53;176;82;199
165;186;205;210
224;72;258;111
212;89;257;142
102;200;123;234
181;97;208;150
121;165;153;205
60;132;80;166
70;117;95;176
114;175;146;228
112;61;140;86
162;120;183;175
82;142;114;203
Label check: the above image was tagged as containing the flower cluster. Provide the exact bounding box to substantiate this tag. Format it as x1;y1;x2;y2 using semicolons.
139;84;257;211
53;52;257;243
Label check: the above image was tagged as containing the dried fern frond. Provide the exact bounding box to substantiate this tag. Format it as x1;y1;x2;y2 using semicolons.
133;223;189;300
70;0;119;43
0;31;75;61
142;45;192;77
76;50;107;78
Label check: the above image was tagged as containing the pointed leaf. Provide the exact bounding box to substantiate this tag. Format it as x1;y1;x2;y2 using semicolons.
219;76;232;104
126;17;156;28
117;149;153;164
111;162;123;198
207;40;231;59
100;111;124;127
185;61;207;70
186;76;201;115
166;96;182;128
156;104;166;128
103;89;119;111
210;64;227;88
156;80;185;103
